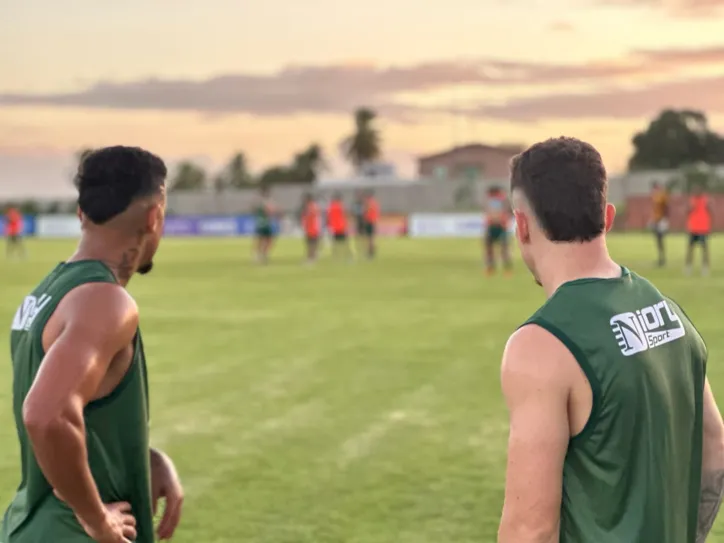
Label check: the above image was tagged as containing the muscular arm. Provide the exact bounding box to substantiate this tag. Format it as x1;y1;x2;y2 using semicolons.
497;325;573;543
697;378;724;543
22;283;139;531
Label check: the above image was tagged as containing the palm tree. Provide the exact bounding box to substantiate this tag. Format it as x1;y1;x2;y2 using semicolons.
340;107;381;174
291;144;325;184
222;152;253;189
258;166;292;186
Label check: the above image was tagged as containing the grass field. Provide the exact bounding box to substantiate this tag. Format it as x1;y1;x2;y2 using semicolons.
0;234;723;542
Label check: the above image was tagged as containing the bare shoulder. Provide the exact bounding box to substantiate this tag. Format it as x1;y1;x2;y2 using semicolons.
501;324;579;397
50;282;139;346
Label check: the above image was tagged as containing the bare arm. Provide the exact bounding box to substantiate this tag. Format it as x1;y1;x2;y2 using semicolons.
22;283;139;532
497;326;571;543
697;378;724;543
150;448;184;540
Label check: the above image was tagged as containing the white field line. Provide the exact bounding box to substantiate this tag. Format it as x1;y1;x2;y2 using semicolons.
336;384;437;469
150;355;320;447
180;399;325;498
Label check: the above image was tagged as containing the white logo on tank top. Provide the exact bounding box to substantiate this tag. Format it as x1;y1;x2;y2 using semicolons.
11;294;52;332
610;300;685;356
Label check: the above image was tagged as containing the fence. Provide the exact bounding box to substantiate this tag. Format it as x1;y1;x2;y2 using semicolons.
9;213;507;239
163;169;694;216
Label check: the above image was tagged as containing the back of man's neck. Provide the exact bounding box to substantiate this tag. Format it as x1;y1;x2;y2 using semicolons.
538;243;620;297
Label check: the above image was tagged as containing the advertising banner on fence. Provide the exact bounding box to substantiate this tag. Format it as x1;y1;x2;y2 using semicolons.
408;213;482;238
34;214;282;239
36;215;81;238
408;213;515;238
162;215;278;237
377;215;407;237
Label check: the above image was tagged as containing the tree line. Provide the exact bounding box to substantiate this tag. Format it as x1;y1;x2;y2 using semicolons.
75;107;382;193
7;107;724;216
628;109;724;192
72;107;724;192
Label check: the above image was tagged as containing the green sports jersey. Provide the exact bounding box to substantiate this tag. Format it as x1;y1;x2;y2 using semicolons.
254;202;271;229
1;261;152;543
523;267;706;543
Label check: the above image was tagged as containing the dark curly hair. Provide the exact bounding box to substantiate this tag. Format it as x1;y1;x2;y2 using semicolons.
510;137;607;242
75;146;166;225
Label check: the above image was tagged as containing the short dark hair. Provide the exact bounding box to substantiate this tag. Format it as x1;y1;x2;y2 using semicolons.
510;137;607;242
76;146;166;225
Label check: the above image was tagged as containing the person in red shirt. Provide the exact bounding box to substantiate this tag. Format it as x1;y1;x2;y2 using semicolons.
685;184;713;276
301;193;321;263
327;193;353;260
363;190;380;259
5;206;25;259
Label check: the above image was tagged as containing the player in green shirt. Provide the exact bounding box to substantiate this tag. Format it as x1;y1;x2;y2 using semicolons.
1;147;183;543
497;137;724;543
254;185;277;264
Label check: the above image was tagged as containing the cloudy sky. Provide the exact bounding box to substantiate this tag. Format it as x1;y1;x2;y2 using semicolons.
2;0;724;197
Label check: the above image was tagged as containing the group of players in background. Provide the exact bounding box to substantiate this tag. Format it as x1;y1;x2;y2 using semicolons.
252;187;380;265
649;181;714;275
251;184;516;272
1;183;716;274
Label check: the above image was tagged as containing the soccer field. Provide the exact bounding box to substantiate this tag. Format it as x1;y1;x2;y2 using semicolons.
0;235;723;542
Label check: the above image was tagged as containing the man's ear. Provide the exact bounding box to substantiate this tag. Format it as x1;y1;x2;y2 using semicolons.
514;210;531;244
604;203;616;233
145;202;163;234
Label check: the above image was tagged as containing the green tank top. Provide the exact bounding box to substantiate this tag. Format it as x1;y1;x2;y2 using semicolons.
523;267;706;543
255;202;270;229
1;261;153;543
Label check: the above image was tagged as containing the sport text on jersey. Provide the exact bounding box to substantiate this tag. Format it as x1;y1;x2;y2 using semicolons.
610;300;685;357
11;294;52;332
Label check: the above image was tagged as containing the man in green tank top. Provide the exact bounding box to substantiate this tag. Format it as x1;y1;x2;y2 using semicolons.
254;185;277;264
497;137;724;543
1;146;184;543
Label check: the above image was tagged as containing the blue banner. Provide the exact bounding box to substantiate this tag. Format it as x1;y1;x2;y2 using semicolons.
163;215;278;237
0;215;36;236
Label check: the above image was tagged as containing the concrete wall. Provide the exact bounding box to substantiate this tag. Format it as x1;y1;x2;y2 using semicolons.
166;177;501;216
166;168;718;217
624;193;724;232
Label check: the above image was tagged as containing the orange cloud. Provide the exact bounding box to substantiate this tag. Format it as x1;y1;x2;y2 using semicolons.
548;20;576;32
1;46;723;123
600;0;724;16
472;75;724;121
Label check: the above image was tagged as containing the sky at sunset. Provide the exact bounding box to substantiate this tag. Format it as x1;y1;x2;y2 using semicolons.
2;0;724;197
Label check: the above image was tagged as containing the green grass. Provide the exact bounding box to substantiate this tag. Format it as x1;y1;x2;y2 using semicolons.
0;234;723;542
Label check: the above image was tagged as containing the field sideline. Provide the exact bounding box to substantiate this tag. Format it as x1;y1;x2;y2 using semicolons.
0;234;722;542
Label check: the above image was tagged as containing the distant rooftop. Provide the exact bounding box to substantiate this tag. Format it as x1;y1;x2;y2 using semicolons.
418;143;525;162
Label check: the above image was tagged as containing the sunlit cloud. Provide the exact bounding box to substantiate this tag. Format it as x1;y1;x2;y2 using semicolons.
470;75;724;121
1;46;723;122
599;0;724;16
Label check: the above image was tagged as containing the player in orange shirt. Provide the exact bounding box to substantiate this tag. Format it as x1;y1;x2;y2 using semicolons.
5;206;25;259
301;193;321;263
362;190;380;259
327;193;353;260
685;185;713;275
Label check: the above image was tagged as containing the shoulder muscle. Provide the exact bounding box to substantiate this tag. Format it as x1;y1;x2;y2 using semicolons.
28;283;139;413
